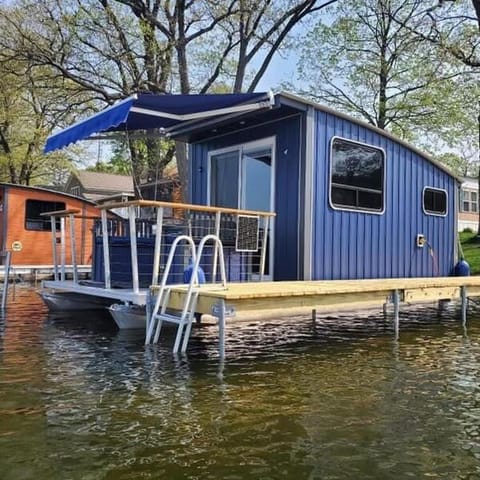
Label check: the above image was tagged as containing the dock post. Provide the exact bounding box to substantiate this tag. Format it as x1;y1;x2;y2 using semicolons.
1;251;11;309
461;286;467;326
145;288;152;342
218;299;226;359
393;289;400;338
311;308;316;323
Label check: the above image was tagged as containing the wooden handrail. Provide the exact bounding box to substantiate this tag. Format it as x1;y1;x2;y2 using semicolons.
98;199;277;217
40;208;81;217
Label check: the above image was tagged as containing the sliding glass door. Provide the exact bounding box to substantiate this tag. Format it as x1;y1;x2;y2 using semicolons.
208;138;275;278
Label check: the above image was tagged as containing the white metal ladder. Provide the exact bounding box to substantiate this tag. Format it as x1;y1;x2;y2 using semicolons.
146;234;227;353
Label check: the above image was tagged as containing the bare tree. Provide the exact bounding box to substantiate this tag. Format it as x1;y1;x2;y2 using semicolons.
0;0;334;195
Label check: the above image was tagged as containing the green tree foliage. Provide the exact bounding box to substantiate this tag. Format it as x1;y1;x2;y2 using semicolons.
288;0;478;155
0;58;81;185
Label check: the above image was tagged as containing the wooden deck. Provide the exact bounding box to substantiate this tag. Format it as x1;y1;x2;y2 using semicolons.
149;276;480;357
163;276;480;316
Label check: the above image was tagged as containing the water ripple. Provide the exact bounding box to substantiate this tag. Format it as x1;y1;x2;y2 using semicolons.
1;287;480;479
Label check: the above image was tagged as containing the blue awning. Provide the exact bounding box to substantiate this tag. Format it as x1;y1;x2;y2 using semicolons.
44;92;272;153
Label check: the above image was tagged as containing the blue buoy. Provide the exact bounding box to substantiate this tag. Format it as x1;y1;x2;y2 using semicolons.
454;259;470;276
183;259;206;284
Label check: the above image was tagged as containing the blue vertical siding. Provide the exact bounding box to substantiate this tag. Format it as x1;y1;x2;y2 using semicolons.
190;114;303;280
312;111;457;279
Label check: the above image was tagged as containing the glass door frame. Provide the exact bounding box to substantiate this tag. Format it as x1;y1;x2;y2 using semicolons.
207;136;276;279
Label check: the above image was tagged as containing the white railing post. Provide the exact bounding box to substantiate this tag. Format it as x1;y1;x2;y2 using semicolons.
212;211;221;283
101;209;111;289
50;215;58;281
60;217;66;281
128;206;139;294
259;216;270;281
151;207;164;286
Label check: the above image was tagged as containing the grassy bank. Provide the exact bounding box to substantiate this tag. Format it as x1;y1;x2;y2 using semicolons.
459;231;480;275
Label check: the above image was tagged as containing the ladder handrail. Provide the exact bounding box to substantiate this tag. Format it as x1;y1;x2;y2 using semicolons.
146;234;228;353
192;234;227;289
145;235;196;344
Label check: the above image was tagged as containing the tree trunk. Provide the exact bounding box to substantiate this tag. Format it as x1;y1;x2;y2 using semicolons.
175;140;189;204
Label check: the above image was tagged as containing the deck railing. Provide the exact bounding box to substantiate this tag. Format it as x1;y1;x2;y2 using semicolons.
45;201;276;293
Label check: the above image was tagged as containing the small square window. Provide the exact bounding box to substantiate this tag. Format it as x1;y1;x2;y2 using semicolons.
423;188;447;216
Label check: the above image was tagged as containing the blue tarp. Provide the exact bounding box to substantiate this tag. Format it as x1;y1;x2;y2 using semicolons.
44;92;270;153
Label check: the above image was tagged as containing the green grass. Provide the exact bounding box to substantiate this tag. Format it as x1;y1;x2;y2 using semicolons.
459;231;480;275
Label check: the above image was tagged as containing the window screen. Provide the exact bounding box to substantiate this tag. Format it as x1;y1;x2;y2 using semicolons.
423;188;447;215
330;138;385;212
25;200;66;231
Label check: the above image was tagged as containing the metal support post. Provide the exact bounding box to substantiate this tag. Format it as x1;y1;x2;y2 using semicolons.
60;217;66;281
145;288;152;341
151;207;164;286
461;286;467;326
212;211;221;283
50;215;58;280
218;299;226;359
393;289;400;339
1;251;11;309
128;206;139;294
69;213;78;284
259;217;270;281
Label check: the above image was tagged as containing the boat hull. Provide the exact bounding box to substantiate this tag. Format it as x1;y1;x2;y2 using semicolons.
108;304;145;329
40;291;114;311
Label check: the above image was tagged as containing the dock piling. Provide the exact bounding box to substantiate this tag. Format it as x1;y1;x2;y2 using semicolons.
461;286;467;326
218;299;226;359
392;289;400;338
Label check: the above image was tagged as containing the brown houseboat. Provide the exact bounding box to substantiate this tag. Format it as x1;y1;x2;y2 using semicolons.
0;183;101;271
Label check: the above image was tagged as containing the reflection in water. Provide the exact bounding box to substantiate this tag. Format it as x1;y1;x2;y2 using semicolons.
1;288;480;479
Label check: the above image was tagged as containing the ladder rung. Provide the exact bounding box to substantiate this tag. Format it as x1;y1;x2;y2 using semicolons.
154;313;190;324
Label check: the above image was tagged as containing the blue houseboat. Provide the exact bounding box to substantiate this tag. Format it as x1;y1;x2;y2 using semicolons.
41;91;473;351
178;92;459;281
45;91;459;283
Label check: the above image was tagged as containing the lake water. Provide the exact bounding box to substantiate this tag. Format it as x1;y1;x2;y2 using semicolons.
1;287;480;479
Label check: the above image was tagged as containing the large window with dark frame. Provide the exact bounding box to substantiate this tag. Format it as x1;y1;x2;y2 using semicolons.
330;138;385;213
423;188;447;216
25;199;66;231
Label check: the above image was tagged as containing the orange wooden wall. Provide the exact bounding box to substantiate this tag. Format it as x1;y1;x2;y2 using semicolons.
3;186;101;266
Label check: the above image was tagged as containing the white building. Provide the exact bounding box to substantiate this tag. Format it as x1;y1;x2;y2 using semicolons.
459;176;479;232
